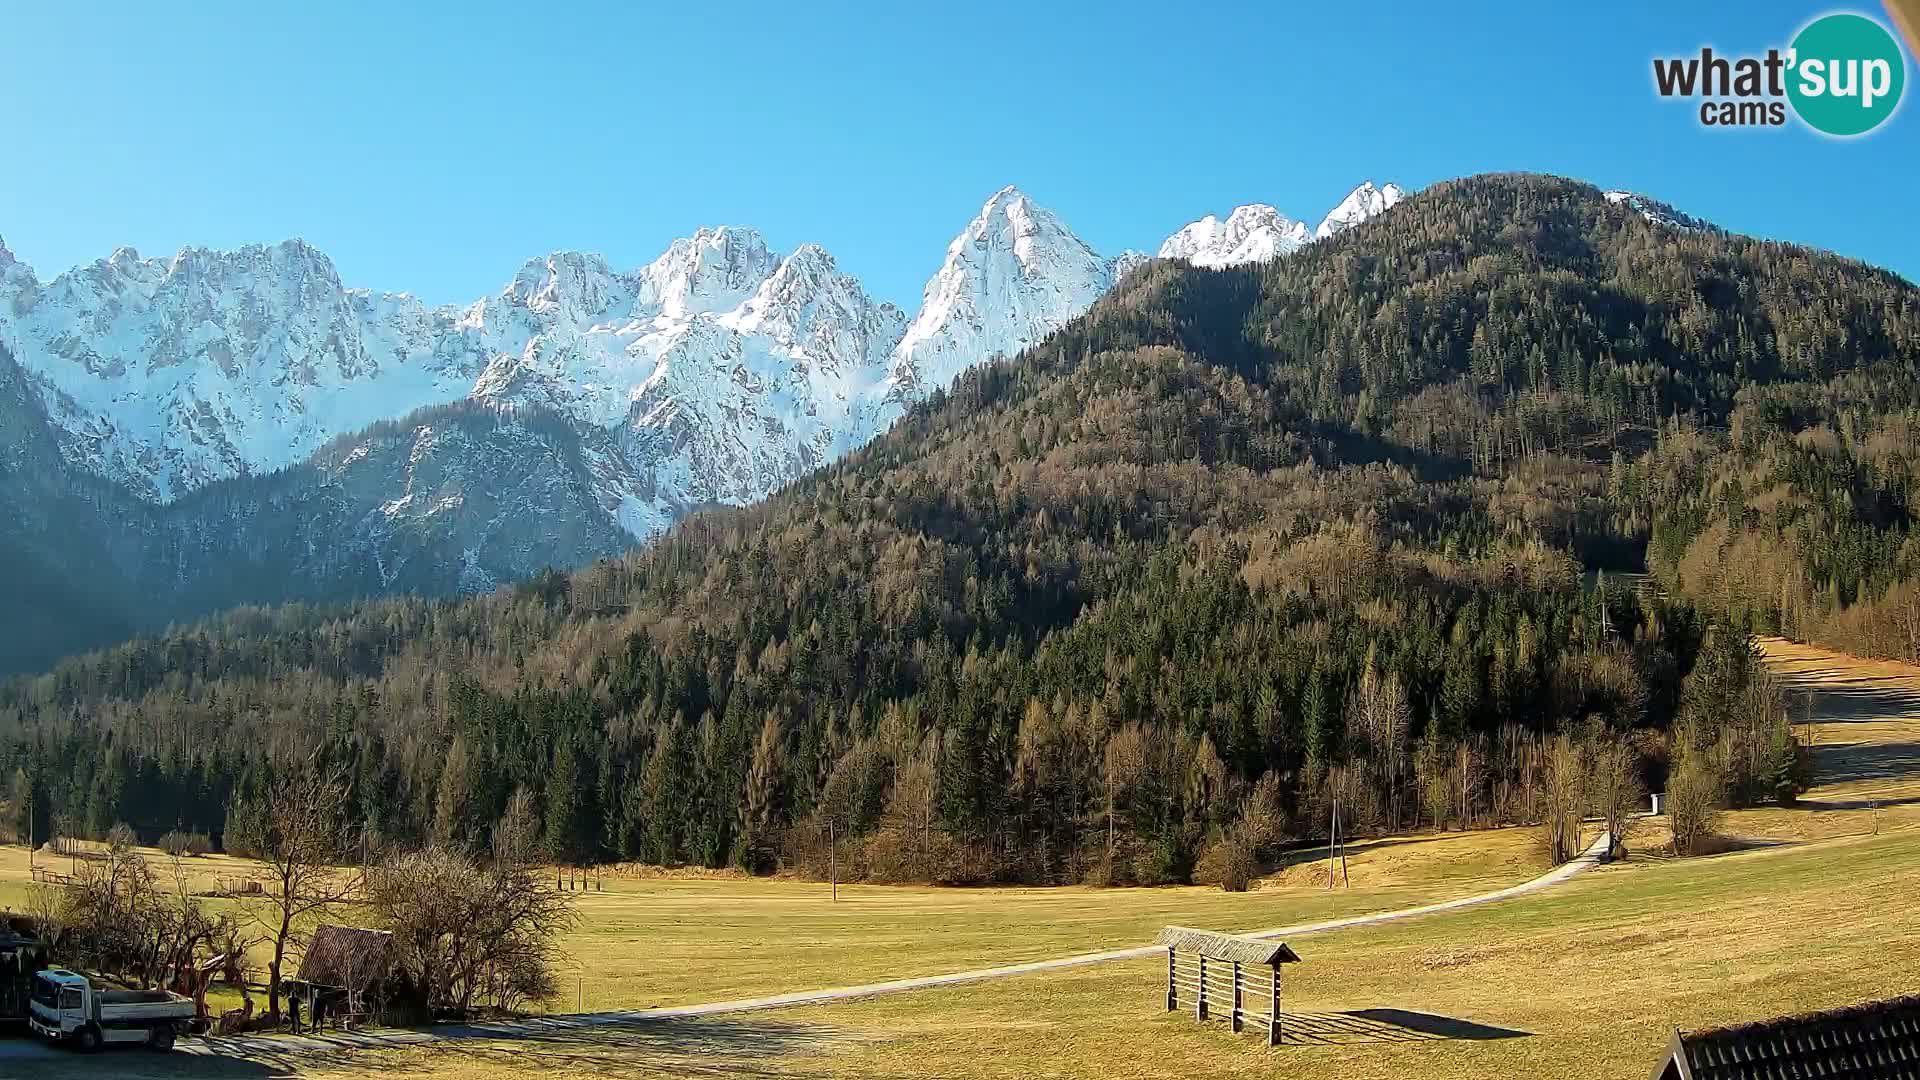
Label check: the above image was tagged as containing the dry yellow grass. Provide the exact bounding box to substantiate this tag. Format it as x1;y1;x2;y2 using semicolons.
1657;638;1920;846
520;838;1538;1013
218;827;1917;1080
1;810;1546;1016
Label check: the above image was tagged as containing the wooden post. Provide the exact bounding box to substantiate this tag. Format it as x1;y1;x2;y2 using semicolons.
1165;948;1177;1011
1196;954;1208;1021
1231;961;1243;1032
1326;797;1337;890
1339;824;1351;889
1268;964;1281;1047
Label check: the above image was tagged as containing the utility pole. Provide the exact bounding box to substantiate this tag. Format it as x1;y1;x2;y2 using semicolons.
829;820;837;902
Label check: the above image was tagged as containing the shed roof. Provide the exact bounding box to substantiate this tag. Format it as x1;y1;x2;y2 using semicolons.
1154;927;1301;966
295;926;394;991
1651;996;1920;1080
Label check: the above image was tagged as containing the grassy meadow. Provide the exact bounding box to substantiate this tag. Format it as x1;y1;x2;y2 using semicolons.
6;637;1918;1078
2;823;1550;1014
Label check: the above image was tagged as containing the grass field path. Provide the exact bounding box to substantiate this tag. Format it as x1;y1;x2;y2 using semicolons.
180;831;1610;1062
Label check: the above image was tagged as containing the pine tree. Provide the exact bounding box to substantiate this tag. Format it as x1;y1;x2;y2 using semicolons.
736;712;786;872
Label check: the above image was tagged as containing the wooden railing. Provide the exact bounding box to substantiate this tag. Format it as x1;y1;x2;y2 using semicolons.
1168;948;1285;1046
28;866;75;886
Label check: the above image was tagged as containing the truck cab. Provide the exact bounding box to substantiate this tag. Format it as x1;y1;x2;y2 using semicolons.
28;969;192;1052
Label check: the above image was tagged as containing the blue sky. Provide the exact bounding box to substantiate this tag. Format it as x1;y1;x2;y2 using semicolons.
1;1;1913;308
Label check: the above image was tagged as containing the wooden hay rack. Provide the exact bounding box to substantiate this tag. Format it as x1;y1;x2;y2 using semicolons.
1156;926;1301;1047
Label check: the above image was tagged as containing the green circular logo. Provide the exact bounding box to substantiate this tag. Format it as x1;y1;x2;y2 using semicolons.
1787;13;1906;136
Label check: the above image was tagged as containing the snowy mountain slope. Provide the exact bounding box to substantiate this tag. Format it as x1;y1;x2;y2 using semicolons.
1158;204;1312;267
1314;181;1407;241
0;239;476;501
0;177;1410;559
0;226;909;541
1155;181;1409;270
873;187;1131;424
462;231;907;536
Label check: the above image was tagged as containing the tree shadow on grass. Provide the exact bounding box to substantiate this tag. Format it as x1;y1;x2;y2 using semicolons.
1775;680;1920;727
419;1015;842;1078
1805;740;1920;795
189;1015;842;1079
1277;1008;1531;1046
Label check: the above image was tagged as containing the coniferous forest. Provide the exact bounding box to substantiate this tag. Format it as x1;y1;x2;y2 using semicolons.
4;174;1916;883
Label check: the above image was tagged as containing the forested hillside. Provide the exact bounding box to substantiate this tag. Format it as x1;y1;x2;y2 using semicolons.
0;355;640;676
4;174;1915;882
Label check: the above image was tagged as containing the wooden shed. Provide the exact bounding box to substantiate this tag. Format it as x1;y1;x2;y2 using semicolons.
1156;926;1301;1047
1649;996;1920;1079
285;926;411;1030
0;919;50;1022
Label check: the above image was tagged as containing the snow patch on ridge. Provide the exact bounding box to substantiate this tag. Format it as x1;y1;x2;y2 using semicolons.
1604;190;1713;231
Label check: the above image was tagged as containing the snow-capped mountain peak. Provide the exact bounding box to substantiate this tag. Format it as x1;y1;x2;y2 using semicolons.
1156;181;1409;269
1158;203;1312;267
728;243;905;373
506;250;626;321
879;186;1115;413
638;225;780;318
1314;181;1406;241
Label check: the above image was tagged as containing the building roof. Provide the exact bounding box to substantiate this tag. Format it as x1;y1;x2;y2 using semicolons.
294;926;394;992
1651;997;1920;1080
1154;927;1301;966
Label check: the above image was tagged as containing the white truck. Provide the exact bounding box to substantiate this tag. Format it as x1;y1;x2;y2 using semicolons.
28;969;194;1051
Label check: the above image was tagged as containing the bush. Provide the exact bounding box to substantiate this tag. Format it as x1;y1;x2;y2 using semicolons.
160;831;212;857
1667;724;1725;856
1193;829;1256;892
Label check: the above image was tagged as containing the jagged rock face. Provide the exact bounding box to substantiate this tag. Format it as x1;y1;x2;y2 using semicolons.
0;240;475;501
1314;181;1406;241
1159;204;1312;267
462;231;908;537
144;404;639;605
0;226;913;542
873;187;1132;425
1156;181;1409;269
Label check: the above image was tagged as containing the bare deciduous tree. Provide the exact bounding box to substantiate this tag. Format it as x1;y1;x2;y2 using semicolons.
234;772;358;1018
1587;734;1645;859
367;846;575;1016
1539;734;1587;864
